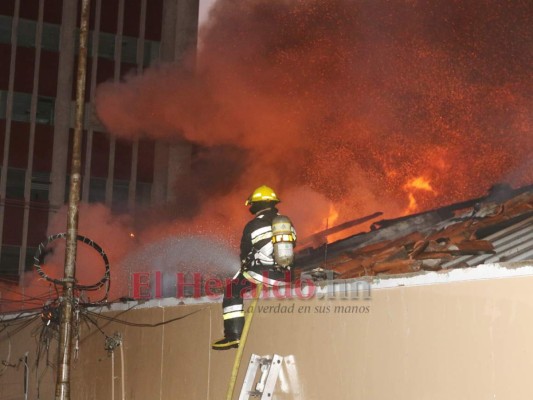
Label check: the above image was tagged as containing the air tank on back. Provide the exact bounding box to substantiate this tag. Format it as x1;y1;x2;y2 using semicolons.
271;215;296;268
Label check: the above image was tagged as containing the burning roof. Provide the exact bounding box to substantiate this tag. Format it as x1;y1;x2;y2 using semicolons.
296;183;533;280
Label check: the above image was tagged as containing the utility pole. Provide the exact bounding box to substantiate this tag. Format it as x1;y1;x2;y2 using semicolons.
55;0;90;399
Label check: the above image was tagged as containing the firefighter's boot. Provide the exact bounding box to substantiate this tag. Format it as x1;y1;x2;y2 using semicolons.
212;316;244;350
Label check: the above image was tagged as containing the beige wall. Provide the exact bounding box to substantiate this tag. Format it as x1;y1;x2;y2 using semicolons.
2;267;533;399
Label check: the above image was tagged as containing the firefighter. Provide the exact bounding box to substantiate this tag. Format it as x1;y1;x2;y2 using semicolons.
212;185;297;350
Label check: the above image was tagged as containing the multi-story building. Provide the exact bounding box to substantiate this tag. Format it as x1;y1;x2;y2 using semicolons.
0;0;199;282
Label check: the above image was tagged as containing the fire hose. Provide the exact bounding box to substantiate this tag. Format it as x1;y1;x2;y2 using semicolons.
226;283;263;400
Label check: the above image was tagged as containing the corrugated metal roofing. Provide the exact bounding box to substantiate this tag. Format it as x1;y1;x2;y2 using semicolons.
295;184;533;280
442;215;533;268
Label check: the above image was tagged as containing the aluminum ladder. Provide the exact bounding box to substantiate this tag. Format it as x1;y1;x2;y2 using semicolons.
238;354;284;399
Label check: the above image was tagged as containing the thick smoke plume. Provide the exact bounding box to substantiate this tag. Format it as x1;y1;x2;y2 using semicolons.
2;0;532;311
96;0;532;235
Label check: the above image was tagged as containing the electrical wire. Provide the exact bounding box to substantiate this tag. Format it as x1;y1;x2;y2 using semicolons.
23;352;29;400
0;304;50;316
87;301;142;327
2;308;44;317
1;311;41;325
0;297;44;304
0;285;55;302
0;299;44;307
34;319;58;376
0;317;39;332
1;315;40;336
82;313;108;338
0;332;11;375
76;285;110;306
34;233;110;291
0;276;20;284
0;316;40;378
0;287;58;315
0;300;54;314
12;310;45;318
0;296;56;314
1;284;54;298
85;307;209;328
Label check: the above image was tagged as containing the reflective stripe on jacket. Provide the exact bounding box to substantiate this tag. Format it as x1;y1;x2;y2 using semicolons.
240;208;278;269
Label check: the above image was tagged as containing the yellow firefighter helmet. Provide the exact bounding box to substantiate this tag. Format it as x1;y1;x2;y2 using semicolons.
245;185;280;206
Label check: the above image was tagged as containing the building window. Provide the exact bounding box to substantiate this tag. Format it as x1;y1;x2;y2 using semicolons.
0;245;34;278
0;15;12;44
112;179;129;211
0;168;49;201
17;17;36;48
31;171;50;202
6;168;25;199
88;31;115;59
36;97;55;124
0;245;20;277
136;181;152;206
0;15;160;65
25;247;37;270
89;177;106;203
0;15;60;52
144;41;160;66
41;21;60;52
11;91;32;122
0;90;55;125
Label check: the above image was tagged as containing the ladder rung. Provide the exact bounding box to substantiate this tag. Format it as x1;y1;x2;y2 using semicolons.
239;354;284;400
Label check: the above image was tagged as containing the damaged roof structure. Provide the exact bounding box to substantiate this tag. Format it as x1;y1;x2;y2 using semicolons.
296;184;533;280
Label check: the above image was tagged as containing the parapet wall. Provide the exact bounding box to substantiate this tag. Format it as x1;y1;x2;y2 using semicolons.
2;263;533;399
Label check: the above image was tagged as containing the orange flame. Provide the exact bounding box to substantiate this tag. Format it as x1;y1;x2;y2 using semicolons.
325;204;339;228
405;176;434;192
403;176;436;215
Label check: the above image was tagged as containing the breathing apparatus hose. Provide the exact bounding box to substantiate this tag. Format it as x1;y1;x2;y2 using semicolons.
225;283;263;400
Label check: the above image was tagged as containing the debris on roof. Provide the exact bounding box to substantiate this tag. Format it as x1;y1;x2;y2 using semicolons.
295;184;533;280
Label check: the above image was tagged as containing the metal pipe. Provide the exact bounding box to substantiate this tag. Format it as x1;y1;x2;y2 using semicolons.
55;0;90;399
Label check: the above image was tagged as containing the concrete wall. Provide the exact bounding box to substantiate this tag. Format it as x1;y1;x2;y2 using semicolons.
2;264;533;399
